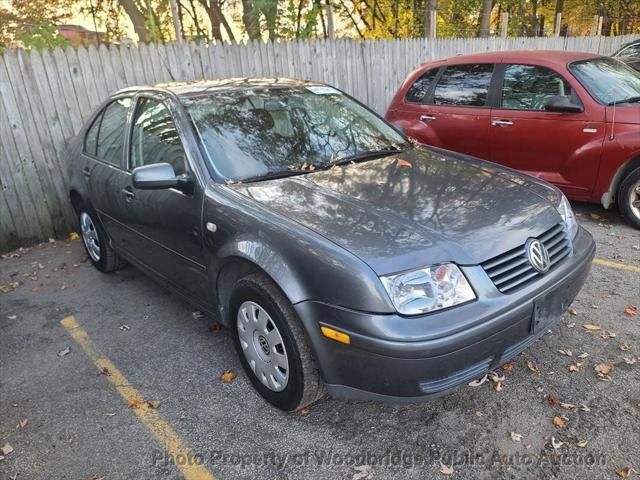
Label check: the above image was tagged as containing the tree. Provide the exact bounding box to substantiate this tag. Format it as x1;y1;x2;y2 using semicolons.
0;0;73;50
478;0;493;36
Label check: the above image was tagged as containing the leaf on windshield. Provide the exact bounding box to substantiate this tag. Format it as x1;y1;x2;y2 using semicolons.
396;159;412;168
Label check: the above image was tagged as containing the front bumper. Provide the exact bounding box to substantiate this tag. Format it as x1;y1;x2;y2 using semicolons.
294;226;596;402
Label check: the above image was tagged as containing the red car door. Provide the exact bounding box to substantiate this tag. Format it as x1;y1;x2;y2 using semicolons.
489;63;606;200
387;63;494;159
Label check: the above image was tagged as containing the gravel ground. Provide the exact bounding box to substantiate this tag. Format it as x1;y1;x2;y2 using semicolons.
0;202;638;480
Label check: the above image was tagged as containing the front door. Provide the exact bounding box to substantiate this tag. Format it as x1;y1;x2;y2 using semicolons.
119;96;209;301
489;64;605;198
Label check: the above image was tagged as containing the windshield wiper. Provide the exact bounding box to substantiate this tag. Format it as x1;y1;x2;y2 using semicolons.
328;146;405;167
608;95;640;105
238;169;310;183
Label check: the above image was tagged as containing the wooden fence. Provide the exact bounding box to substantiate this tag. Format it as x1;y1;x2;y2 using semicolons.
0;34;635;251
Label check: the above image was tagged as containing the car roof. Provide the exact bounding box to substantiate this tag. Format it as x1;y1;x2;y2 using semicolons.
114;77;324;98
428;50;600;68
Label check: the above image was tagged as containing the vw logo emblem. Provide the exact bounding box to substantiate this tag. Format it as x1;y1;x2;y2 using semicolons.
526;238;550;273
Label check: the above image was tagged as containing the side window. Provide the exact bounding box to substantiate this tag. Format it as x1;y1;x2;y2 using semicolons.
433;64;493;107
95;98;130;166
84;113;101;156
501;64;576;110
130;98;186;176
618;44;640;57
405;69;439;103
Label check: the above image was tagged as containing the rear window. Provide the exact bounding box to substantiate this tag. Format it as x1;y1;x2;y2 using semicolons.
433;64;494;107
83;98;131;166
405;69;439;103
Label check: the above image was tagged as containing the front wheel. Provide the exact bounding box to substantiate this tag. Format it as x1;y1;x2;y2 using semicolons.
230;273;325;411
618;167;640;229
79;209;126;272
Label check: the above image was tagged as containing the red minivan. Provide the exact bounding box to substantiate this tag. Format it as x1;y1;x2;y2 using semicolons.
386;51;640;228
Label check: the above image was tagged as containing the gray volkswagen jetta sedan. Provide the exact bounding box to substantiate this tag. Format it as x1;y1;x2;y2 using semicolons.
67;78;596;411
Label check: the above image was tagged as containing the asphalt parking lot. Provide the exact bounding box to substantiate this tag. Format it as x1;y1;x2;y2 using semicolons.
1;202;639;480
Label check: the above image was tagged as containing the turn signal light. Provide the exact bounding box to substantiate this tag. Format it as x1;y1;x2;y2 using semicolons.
320;326;350;345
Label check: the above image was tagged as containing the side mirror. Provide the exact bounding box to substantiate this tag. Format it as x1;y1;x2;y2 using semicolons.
543;95;584;113
132;163;194;194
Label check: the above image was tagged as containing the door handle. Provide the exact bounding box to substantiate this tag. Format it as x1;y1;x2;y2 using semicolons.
491;120;514;127
420;114;436;122
82;167;92;178
121;187;136;201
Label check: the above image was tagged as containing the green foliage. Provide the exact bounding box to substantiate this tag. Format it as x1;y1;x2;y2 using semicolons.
13;22;71;51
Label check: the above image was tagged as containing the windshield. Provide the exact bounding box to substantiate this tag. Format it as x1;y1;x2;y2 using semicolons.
184;85;407;182
570;57;640;105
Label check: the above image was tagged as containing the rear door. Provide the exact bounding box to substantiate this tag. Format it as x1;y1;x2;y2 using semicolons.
389;64;494;159
82;97;132;246
489;64;605;197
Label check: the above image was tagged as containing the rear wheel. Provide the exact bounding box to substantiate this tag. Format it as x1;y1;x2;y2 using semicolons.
618;167;640;229
79;209;126;272
230;273;325;411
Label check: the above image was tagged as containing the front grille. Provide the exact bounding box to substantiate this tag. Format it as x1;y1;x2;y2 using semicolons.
481;223;571;293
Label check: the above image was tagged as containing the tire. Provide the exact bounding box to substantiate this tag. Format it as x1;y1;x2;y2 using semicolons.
230;273;326;411
617;167;640;229
78;207;127;273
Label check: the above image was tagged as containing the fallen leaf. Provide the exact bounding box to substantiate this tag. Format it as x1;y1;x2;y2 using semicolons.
619;343;631;352
525;443;532;449
119;324;130;331
623;357;636;365
510;432;523;442
468;375;488;387
57;347;70;357
1;443;13;455
19;418;28;429
352;464;372;480
560;402;577;410
100;367;111;376
568;361;583;372
615;467;637;479
192;311;204;319
147;400;161;409
552;416;568;428
576;440;588;448
558;349;573;357
546;393;561;406
624;306;638;317
220;370;236;383
601;330;616;340
583;324;601;331
526;360;541;375
7;315;16;320
589;213;602;220
500;362;514;373
550;437;564;449
577;352;589;359
494;381;503;392
208;323;222;332
439;463;455;476
579;404;591;412
128;398;141;409
68;231;80;241
568;307;578;315
296;407;310;417
594;363;613;375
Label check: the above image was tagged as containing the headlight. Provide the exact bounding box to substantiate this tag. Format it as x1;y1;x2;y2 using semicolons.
557;194;578;239
380;263;476;316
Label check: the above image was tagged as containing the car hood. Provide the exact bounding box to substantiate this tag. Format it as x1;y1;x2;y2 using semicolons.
231;147;562;275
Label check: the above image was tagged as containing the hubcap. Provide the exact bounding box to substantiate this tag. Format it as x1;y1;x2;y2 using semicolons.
630;180;640;220
80;212;101;262
237;301;289;392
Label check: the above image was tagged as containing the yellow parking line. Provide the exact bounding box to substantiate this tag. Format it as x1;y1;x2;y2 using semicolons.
593;258;640;273
60;316;215;480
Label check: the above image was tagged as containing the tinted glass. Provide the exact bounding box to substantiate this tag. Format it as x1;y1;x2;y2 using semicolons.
433;64;493;106
502;64;574;110
405;69;439;103
95;98;130;166
130;98;186;175
84;114;101;156
570;57;640;105
616;44;640;58
186;86;407;182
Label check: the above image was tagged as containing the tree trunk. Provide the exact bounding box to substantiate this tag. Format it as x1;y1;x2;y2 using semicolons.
242;0;261;40
119;0;149;42
423;0;436;37
553;0;563;33
478;0;493;37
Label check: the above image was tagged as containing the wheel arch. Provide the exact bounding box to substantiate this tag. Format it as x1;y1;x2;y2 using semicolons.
602;155;640;209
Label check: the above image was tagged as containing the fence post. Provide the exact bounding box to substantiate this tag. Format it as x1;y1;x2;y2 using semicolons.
554;13;561;37
500;12;509;38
